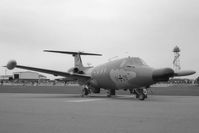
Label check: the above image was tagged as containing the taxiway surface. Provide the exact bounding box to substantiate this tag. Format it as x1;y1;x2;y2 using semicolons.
0;93;199;133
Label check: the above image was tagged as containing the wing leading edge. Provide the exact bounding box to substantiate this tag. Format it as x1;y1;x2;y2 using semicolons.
6;60;90;80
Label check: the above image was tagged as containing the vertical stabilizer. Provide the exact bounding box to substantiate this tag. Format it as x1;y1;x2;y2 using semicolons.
73;53;83;69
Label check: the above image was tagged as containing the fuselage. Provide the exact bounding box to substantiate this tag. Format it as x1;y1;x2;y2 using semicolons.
84;57;155;90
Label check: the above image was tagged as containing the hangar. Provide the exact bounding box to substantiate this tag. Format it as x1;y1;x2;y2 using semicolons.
0;71;47;85
13;71;47;81
0;75;13;80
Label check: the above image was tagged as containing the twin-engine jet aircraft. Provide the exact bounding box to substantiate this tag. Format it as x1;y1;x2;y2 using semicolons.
7;50;195;100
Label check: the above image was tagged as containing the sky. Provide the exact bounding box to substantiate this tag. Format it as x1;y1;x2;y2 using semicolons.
0;0;199;79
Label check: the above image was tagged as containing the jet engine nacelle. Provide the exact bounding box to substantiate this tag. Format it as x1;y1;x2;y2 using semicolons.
67;67;84;74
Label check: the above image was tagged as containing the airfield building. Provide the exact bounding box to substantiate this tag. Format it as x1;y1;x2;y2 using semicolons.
0;75;13;80
13;71;47;80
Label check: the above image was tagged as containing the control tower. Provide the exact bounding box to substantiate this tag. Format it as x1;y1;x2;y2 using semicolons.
173;46;181;72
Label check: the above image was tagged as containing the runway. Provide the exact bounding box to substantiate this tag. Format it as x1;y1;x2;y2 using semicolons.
0;93;199;133
1;84;199;96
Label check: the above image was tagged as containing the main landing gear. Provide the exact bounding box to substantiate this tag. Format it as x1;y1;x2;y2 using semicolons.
107;89;116;97
81;86;91;97
133;88;148;100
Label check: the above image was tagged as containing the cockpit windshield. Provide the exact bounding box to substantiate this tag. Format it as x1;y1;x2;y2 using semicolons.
128;57;148;66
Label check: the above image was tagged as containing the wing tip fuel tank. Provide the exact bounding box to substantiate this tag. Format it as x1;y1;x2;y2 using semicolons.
7;60;17;70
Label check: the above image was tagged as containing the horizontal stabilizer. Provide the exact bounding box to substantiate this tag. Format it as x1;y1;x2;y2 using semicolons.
44;50;102;56
174;70;196;77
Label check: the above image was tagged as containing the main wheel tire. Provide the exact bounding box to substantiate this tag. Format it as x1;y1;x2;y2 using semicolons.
81;88;89;97
84;88;89;96
136;94;139;99
107;89;116;97
107;94;111;97
139;94;145;100
110;89;116;95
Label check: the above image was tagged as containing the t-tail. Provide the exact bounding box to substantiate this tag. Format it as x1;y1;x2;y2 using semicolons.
44;50;102;73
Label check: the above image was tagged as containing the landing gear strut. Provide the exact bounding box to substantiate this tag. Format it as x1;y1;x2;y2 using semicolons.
81;86;90;97
107;89;116;97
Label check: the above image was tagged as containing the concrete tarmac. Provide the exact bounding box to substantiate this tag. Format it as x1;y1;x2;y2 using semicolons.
0;93;199;133
1;84;199;96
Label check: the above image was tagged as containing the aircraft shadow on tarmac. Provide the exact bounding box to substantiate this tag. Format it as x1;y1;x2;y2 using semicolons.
19;94;166;102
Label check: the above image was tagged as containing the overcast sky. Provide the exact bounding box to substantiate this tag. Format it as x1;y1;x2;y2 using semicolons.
0;0;199;79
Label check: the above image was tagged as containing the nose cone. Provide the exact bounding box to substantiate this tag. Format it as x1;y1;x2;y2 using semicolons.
152;68;174;82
